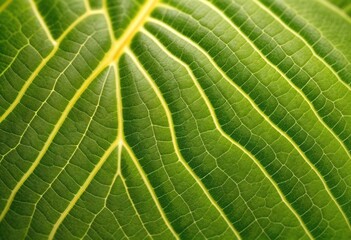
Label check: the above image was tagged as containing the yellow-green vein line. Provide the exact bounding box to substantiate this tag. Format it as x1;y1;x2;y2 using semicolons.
84;0;91;12
200;0;351;160
111;0;159;61
0;61;112;221
148;14;351;230
0;34;93;164
254;0;351;92
150;13;348;231
121;173;153;238
81;141;121;239
113;62;124;142
29;0;56;45
102;0;115;42
23;66;111;237
123;141;180;240
315;0;351;24
141;27;315;239
1;0;160;219
0;0;11;12
48;139;119;239
0;10;102;123
0;43;29;77
126;47;242;240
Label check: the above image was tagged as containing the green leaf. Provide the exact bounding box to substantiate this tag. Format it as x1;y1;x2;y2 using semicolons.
1;0;351;239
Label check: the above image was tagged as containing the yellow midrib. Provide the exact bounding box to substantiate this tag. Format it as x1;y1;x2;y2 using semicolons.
44;0;161;238
0;0;11;12
0;0;158;124
111;0;159;61
0;0;159;226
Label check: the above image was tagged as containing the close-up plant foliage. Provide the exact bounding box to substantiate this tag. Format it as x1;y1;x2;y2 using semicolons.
0;0;351;239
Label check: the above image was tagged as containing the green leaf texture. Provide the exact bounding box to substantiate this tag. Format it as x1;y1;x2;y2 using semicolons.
0;0;351;239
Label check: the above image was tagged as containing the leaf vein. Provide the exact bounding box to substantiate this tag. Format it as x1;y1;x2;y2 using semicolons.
127;44;245;240
254;0;351;91
146;15;349;234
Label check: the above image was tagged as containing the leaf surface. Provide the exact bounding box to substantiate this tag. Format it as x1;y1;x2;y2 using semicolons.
0;0;351;239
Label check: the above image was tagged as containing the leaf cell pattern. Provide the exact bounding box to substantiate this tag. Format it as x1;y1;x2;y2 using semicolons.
0;0;351;239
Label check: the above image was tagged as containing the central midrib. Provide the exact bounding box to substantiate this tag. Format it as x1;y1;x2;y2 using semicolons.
47;1;161;238
110;0;159;62
47;0;160;236
85;0;159;94
0;0;160;228
83;0;160;75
